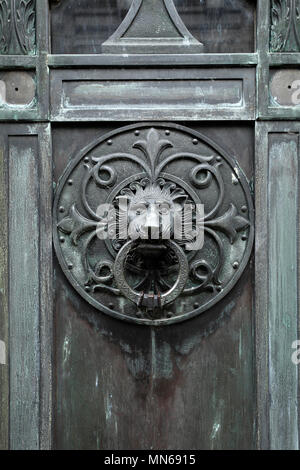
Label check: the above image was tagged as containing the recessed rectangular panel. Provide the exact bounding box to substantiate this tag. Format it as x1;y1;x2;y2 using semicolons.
0;138;8;449
63;79;243;108
268;133;299;450
51;68;255;121
9;136;40;450
53;123;255;450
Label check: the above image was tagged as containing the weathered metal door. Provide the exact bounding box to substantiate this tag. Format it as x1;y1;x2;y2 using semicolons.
0;0;299;450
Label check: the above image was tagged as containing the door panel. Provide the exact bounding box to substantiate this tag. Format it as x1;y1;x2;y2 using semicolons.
53;123;255;450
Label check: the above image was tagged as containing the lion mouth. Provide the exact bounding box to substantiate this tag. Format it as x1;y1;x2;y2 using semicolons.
135;242;168;256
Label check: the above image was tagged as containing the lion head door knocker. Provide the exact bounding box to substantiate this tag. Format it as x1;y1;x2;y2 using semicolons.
53;123;254;325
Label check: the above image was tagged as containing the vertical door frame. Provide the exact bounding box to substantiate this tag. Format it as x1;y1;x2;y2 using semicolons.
0;124;53;450
255;121;300;449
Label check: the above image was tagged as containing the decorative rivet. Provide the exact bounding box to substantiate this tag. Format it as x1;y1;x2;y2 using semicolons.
241;206;247;213
59;206;65;213
193;139;198;145
233;178;238;185
67;179;73;186
193;303;199;309
165;130;170;136
68;264;73;270
217;286;222;292
216;156;222;162
107;140;113;145
242;235;247;241
233;262;239;270
84;157;89;163
135;130;140;136
85;286;91;292
59;237;65;243
108;303;114;310
166;311;173;318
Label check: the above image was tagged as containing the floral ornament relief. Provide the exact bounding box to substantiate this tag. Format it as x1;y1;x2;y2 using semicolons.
54;124;254;325
0;0;35;55
270;0;300;52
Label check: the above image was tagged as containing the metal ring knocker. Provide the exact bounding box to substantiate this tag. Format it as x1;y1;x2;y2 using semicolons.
113;240;189;310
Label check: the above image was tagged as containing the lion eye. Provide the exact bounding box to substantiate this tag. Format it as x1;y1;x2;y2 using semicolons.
158;203;170;215
132;204;146;216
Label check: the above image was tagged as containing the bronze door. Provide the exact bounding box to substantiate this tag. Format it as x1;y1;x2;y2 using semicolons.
0;0;299;450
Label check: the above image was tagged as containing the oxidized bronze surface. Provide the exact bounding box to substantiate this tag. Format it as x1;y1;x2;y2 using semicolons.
53;123;254;325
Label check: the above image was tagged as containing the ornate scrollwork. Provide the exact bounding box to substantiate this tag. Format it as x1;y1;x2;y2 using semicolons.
54;123;254;325
0;0;35;55
270;0;300;52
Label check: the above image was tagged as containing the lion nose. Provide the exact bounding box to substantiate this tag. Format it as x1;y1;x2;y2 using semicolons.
144;205;159;239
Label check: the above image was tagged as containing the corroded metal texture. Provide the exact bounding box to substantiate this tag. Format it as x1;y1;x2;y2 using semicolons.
53;123;254;326
54;263;255;450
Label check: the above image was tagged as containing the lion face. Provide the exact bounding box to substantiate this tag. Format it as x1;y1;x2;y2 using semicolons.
115;180;192;242
127;196;180;240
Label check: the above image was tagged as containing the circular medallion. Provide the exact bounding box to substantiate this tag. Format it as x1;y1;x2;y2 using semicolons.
53;123;254;325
